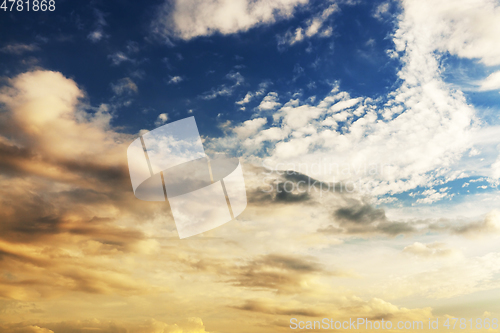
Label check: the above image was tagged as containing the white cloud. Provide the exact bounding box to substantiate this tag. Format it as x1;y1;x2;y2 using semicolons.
216;0;500;201
277;4;338;47
200;71;244;100
168;76;183;84
415;188;453;204
152;0;309;40
403;242;458;258
155;113;169;126
478;71;500;91
373;2;391;21
258;92;281;111
108;52;134;66
233;117;267;140
236;92;254;105
398;0;500;66
236;81;270;106
88;31;104;42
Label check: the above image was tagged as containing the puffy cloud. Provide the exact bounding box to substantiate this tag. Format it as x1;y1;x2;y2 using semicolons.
0;70;172;301
398;0;500;67
233;117;267;139
152;0;309;40
222;0;500;202
478;71;500;91
235;81;270;109
415;188;453;204
257;92;281;111
236;92;254;106
155;113;169;126
168;75;183;84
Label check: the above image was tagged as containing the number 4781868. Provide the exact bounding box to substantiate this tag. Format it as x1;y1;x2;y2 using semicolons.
1;0;55;11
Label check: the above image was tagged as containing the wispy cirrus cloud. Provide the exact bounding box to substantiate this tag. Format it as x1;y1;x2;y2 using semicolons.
277;3;338;48
199;71;244;100
0;43;39;54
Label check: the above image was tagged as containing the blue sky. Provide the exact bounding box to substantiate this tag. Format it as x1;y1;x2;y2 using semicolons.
2;0;498;209
1;0;400;135
1;1;500;332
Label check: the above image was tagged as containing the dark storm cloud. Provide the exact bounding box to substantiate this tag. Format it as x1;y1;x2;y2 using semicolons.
319;200;418;236
334;203;386;225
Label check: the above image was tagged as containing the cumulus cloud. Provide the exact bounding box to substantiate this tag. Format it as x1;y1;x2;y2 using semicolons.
215;0;500;203
4;1;500;330
155;113;169;126
398;0;500;67
152;0;309;40
478;71;500;91
0;70;170;301
233;117;267;139
257;92;281;111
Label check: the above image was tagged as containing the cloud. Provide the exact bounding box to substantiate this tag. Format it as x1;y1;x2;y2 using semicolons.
155;113;169;126
403;242;458;258
0;43;39;55
432;210;500;236
234;296;433;323
152;0;309;40
234;299;327;317
199;71;244;100
108;52;134;66
277;4;338;47
398;0;500;67
382;252;500;299
236;92;254;105
257;92;281;111
217;0;500;204
415;188;454;204
168;76;183;84
373;2;391;21
226;253;330;294
111;77;138;95
233;117;267;139
0;70;172;300
0;318;212;333
478;71;500;91
87;8;108;42
235;81;270;108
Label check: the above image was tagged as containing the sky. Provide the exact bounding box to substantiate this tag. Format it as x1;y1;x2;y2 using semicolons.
1;0;500;332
